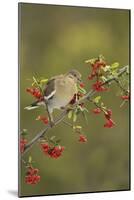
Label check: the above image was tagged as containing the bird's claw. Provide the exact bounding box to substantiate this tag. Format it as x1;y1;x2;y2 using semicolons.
49;121;55;128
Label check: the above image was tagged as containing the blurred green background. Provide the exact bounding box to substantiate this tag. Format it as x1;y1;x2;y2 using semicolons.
19;3;130;197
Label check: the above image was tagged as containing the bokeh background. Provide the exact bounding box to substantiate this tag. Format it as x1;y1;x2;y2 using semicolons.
19;3;130;197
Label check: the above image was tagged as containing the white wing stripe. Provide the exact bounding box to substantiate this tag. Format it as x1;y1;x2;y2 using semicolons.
44;90;56;100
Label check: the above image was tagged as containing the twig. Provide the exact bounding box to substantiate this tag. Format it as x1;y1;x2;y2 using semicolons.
22;65;128;156
114;78;128;94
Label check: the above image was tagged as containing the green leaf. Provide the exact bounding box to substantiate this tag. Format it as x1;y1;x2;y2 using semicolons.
55;139;61;144
120;100;126;108
99;54;105;61
111;62;119;70
82;111;88;123
93;96;101;104
101;102;104;106
73;112;77;122
82;107;89;112
32;76;37;83
85;58;97;64
68;110;73;119
78;85;86;94
126;66;129;74
73;125;82;130
21;129;28;136
101;102;106;110
50;136;56;140
101;76;107;82
40;79;48;83
75;125;82;129
28;156;32;163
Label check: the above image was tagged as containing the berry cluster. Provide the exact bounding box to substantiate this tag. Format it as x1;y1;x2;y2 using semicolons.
20;139;27;153
36;115;49;125
41;143;65;159
25;167;40;185
92;104;115;128
87;57;106;80
92;81;108;92
86;56;108;92
26;87;43;99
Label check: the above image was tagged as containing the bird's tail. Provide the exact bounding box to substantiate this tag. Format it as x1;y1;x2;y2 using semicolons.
24;101;41;110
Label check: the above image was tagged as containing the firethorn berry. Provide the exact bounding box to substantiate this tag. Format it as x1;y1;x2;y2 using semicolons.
42;117;49;124
41;143;65;159
104;119;115;128
79;82;85;88
49;146;65;159
93;108;101;114
92;81;107;92
20;139;27;153
121;95;129;100
36;116;49;124
104;109;112;120
26;168;39;176
25;167;40;185
88;73;95;80
26;87;42;99
41;143;50;154
79;134;87;143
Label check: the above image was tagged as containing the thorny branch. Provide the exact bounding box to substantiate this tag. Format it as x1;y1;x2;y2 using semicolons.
22;65;128;156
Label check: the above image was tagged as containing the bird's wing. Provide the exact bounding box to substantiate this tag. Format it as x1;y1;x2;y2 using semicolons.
44;75;64;100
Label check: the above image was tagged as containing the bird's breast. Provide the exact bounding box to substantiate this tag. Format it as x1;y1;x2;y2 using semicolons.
49;78;77;109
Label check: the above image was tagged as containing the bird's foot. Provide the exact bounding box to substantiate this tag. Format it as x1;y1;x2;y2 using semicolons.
49;120;55;128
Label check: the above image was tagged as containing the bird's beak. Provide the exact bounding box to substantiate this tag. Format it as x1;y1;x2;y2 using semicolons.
78;78;82;83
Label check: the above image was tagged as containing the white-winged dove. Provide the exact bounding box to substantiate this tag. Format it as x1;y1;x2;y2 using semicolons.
25;69;82;126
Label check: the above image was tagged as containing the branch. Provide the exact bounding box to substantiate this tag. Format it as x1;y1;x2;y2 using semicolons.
22;65;128;156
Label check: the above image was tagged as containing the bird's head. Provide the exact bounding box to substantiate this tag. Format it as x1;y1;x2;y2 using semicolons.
67;69;82;83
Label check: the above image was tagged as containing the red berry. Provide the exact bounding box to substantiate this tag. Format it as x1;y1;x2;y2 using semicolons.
79;134;87;143
26;87;42;99
79;82;85;88
37;116;49;125
26;88;31;93
104;119;115;128
121;95;129;100
20;139;27;153
33;168;39;174
88;73;95;80
41;143;50;153
93;108;101;114
104;109;112;120
42;117;49;124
